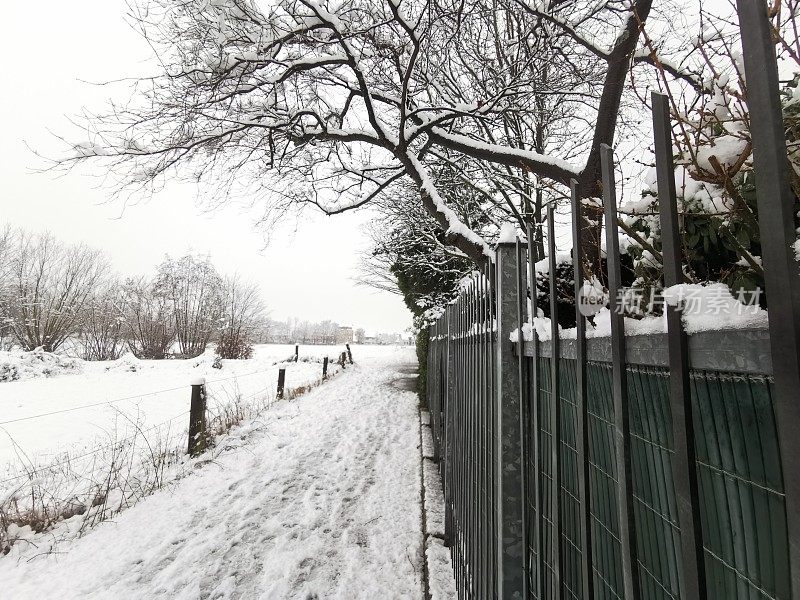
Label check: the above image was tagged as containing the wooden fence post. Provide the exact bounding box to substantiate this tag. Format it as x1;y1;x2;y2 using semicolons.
323;356;329;379
345;343;353;364
277;368;286;399
295;345;299;362
495;237;527;599
188;377;207;456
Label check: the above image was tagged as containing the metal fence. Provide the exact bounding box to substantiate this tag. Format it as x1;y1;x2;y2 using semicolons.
425;3;800;599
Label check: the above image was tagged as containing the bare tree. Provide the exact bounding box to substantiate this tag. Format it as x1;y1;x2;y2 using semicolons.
155;254;223;358
216;276;266;359
122;276;175;359
59;0;694;265
3;231;108;352
80;280;128;361
0;226;18;350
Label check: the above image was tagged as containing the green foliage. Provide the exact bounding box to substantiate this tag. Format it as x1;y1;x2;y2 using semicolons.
416;328;429;407
624;171;773;309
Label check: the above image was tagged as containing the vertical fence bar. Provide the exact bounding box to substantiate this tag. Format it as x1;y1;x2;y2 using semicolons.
652;93;706;600
547;206;563;599
478;264;486;598
516;237;531;596
487;260;499;598
737;4;800;596
453;295;464;596
527;222;543;600
495;239;526;599
462;292;468;593
445;306;455;547
601;144;642;599
570;180;594;600
483;260;491;599
469;278;477;597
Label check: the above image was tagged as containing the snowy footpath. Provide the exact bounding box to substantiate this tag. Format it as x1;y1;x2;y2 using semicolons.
0;346;442;599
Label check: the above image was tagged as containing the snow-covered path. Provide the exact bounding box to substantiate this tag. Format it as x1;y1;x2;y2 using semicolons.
0;347;424;599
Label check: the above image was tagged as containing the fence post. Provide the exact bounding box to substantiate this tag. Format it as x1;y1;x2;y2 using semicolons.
547;206;563;596
277;368;286;399
515;237;531;596
652;93;706;600
345;343;353;364
570;179;594;600
444;305;455;547
737;4;800;595
323;356;329;379
295;345;299;362
188;377;207;456
340;352;347;369
601;144;642;599
526;222;543;600
495;237;526;599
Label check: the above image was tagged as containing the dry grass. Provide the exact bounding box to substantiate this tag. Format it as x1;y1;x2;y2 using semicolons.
0;364;343;556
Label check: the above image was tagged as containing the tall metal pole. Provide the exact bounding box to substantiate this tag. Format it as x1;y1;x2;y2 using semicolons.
495;239;527;599
570;180;594;600
547;206;563;599
737;2;800;595
651;93;706;600
526;222;543;600
601;144;642;599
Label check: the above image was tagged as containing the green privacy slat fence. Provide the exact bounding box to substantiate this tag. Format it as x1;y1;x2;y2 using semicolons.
425;6;800;597
525;355;788;600
426;249;792;600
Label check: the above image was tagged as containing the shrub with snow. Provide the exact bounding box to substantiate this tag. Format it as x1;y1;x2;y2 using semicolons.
103;353;145;373
0;348;83;382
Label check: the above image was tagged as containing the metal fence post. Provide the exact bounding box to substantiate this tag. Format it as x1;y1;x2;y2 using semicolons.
601;144;642;599
444;306;455;547
495;238;527;599
570;180;594;599
526;222;543;600
188;377;207;456
652;93;706;600
547;206;563;598
515;237;531;596
737;4;800;595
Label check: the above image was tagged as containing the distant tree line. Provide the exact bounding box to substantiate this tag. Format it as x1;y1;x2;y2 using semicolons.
254;318;365;346
0;227;265;360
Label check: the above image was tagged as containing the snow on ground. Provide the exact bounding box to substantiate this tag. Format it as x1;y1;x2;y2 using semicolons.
0;346;424;599
0;344;371;476
420;410;457;600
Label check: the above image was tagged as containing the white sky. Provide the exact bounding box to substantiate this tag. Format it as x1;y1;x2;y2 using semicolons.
0;1;412;334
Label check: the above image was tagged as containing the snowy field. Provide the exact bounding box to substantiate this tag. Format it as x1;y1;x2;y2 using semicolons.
0;344;398;482
0;345;433;599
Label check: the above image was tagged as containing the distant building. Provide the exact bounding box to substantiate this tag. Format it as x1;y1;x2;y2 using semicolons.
337;326;355;344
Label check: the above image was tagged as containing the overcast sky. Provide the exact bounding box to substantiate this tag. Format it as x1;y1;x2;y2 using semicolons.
0;1;412;334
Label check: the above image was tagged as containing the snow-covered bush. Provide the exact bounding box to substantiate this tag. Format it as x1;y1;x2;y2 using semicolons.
103;353;144;373
0;348;83;382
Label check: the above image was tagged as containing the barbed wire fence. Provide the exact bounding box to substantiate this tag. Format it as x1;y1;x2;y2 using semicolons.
0;348;353;555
